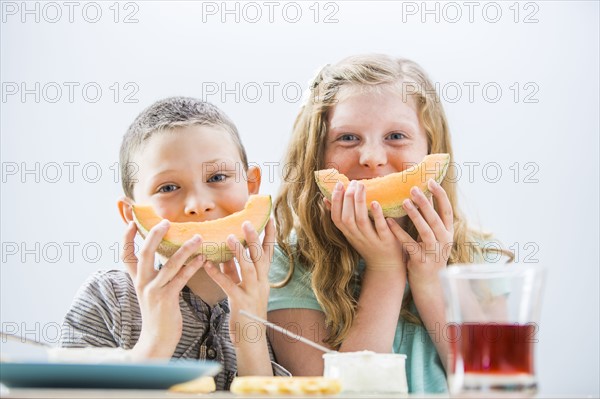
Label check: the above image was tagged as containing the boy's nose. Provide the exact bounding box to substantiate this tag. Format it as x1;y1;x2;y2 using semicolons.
359;143;387;169
184;193;215;216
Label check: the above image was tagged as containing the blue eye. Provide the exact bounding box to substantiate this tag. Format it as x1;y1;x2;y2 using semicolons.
158;184;179;193
208;174;227;183
387;132;406;140
339;134;358;141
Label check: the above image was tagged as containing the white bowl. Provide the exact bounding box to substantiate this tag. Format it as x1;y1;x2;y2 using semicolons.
323;351;408;393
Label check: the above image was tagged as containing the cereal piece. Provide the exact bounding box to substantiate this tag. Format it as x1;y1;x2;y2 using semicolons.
169;376;216;394
230;376;342;395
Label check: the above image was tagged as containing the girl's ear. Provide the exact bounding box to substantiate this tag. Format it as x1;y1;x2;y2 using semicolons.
117;197;134;224
246;165;262;195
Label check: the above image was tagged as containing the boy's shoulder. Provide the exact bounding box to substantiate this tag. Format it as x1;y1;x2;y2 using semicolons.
76;269;135;301
84;269;133;286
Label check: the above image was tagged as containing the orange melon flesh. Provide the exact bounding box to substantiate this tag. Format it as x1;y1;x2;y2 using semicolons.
132;195;272;263
315;153;450;218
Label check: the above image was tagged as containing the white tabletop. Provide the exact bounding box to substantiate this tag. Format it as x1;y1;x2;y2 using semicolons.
2;387;592;399
0;388;432;399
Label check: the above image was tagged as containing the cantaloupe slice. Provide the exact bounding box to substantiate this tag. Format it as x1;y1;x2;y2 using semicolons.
315;153;450;218
131;195;271;263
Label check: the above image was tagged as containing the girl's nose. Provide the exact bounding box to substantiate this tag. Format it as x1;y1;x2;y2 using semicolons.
359;142;387;169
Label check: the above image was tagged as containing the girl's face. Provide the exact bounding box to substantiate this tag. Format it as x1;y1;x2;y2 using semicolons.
324;86;429;180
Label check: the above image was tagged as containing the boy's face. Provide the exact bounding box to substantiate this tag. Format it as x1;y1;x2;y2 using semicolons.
125;125;260;223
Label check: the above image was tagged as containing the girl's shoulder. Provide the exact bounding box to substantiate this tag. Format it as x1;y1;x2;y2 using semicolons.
270;242;312;287
457;225;514;265
472;237;514;265
268;241;323;312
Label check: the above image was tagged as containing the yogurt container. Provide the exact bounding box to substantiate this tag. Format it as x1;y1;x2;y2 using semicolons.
323;351;408;393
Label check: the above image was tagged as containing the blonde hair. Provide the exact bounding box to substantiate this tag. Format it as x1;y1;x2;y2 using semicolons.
273;54;512;348
120;97;248;199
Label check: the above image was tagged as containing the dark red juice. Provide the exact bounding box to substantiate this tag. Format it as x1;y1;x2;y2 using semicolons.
449;323;536;375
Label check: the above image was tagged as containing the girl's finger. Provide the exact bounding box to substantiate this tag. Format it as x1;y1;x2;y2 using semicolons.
137;219;170;285
371;201;390;239
166;253;205;294
158;234;203;286
340;180;359;233
410;186;448;242
386;218;414;243
353;182;376;240
386;218;419;258
403;197;436;243
429;179;454;232
122;221;139;279
330;181;345;229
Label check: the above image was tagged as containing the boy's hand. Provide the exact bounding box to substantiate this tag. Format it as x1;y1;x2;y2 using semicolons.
121;220;205;360
205;219;275;341
205;218;275;376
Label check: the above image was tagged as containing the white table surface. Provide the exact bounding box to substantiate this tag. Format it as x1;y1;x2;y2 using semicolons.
1;387;594;399
0;388;422;399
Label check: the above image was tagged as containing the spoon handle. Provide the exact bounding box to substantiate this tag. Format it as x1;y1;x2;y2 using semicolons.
239;310;337;354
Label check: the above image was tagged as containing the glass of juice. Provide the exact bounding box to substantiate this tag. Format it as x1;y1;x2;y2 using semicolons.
439;264;546;396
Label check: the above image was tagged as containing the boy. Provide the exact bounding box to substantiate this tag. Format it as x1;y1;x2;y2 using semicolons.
60;97;287;389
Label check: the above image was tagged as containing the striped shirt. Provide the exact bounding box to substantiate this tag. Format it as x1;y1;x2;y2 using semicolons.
60;270;288;390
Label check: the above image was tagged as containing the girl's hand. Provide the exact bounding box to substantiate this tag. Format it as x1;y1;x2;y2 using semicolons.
204;218;275;346
325;181;408;355
387;179;454;288
326;180;405;273
121;220;205;360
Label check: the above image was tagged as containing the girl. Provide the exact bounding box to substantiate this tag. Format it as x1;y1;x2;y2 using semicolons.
267;54;511;393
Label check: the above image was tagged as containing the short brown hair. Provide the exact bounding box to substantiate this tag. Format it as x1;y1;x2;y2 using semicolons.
119;97;248;199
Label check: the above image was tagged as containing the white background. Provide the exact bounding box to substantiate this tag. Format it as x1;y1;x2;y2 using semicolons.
1;1;598;395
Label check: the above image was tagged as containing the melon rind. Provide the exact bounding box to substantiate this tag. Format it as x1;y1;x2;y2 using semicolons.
132;195;272;264
314;154;450;218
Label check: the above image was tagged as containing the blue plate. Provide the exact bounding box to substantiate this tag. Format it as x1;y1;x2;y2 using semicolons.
0;360;221;389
